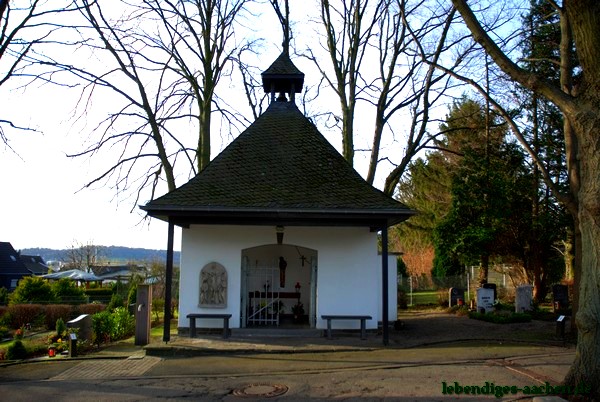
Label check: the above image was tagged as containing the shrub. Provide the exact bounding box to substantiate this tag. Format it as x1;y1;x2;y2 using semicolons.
446;305;470;316
91;307;135;346
51;279;87;304
0;306;8;325
55;318;67;337
78;303;106;315
171;298;179;318
7;304;45;329
85;288;114;304
92;310;113;346
9;277;57;305
397;288;408;310
127;275;143;306
468;311;532;324
0;287;8;305
6;340;27;360
107;293;125;312
152;298;165;322
0;325;9;339
111;307;135;340
43;304;74;330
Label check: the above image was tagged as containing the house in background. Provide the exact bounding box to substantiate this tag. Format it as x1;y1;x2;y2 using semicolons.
0;242;32;290
90;263;150;283
142;51;414;344
20;254;50;276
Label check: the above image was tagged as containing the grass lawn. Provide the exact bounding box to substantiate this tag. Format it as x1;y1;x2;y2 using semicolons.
408;290;441;306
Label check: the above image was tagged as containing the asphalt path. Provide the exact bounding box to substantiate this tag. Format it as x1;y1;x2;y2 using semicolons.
0;342;575;401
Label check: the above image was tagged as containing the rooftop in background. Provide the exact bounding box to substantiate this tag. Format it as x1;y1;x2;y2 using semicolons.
0;241;32;289
20;254;50;275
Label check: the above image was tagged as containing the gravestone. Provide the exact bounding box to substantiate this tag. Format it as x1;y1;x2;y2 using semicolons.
515;285;533;313
552;284;569;311
482;283;497;302
448;288;465;307
476;287;494;313
66;314;92;343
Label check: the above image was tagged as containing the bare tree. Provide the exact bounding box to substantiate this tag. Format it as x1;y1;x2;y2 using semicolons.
451;0;600;394
144;0;250;172
38;0;251;206
0;0;78;146
307;0;480;193
375;1;463;194
308;0;384;166
64;240;104;272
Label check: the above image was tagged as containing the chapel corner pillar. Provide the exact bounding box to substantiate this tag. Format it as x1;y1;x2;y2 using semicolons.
381;224;389;346
163;219;175;343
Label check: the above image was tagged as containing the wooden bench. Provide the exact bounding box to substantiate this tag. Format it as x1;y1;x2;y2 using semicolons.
321;315;372;340
187;313;232;339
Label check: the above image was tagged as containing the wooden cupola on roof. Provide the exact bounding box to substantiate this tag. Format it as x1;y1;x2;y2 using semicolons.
261;51;305;103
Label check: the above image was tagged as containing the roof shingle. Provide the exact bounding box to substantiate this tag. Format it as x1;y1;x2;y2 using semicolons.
143;100;412;225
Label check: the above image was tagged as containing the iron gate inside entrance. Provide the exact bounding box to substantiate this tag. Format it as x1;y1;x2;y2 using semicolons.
245;263;281;326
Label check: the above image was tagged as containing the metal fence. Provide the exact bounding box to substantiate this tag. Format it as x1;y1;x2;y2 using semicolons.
398;265;520;306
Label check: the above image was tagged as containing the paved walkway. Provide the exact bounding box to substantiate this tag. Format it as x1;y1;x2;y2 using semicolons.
0;313;581;401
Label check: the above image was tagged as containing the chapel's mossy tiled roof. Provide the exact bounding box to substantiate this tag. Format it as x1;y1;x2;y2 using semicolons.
142;52;414;227
145;101;409;213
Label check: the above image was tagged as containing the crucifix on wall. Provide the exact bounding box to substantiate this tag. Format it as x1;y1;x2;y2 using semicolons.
279;256;287;288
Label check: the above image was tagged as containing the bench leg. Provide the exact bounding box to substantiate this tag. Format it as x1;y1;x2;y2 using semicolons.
189;318;196;338
326;319;332;340
223;318;230;339
360;319;366;340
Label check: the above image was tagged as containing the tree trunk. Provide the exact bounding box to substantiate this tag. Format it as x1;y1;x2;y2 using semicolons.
451;0;600;395
563;115;600;398
198;103;211;172
367;108;385;184
531;242;547;303
342;104;354;166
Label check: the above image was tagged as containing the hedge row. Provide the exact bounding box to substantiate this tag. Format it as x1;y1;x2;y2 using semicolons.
0;304;106;330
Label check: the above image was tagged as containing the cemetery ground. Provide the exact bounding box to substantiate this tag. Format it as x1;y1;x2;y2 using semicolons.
0;306;579;401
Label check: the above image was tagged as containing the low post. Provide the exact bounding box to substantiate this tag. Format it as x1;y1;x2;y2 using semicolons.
68;333;77;358
556;315;567;343
135;284;152;346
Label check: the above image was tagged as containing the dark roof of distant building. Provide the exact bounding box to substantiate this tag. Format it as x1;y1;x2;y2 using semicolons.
0;242;31;276
20;255;49;275
90;264;146;277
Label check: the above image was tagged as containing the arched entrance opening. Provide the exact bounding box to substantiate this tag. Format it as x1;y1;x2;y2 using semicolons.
241;244;317;328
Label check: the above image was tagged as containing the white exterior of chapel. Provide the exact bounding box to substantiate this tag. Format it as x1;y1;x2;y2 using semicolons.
178;225;398;331
142;51;413;342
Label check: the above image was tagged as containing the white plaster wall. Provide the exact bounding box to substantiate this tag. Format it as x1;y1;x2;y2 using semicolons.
179;225;395;330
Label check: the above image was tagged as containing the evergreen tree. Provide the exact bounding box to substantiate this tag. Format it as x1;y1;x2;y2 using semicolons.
517;0;572;300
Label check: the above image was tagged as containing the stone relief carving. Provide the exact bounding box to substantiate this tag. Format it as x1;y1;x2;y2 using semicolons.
199;262;227;308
